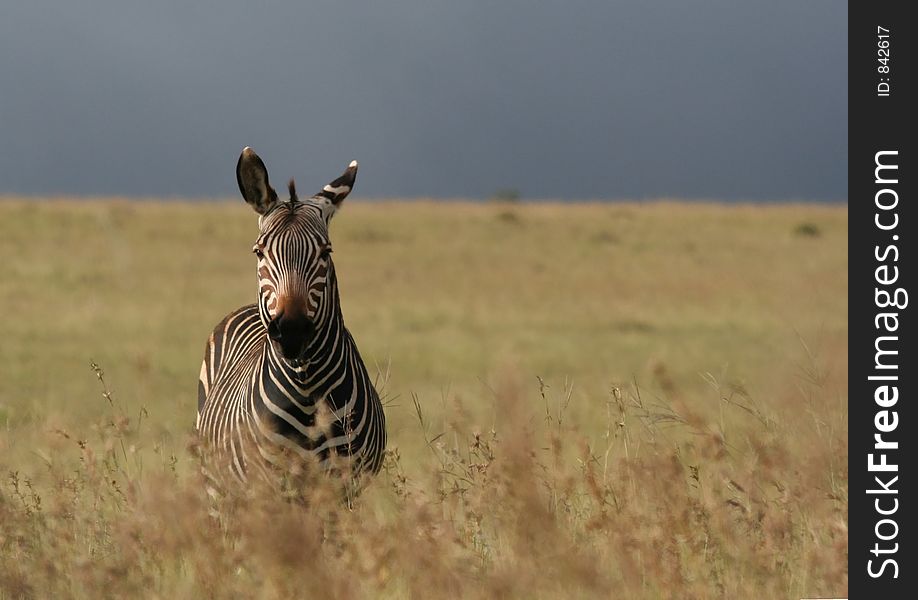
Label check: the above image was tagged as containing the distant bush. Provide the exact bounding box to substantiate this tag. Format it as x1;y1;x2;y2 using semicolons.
793;222;821;237
496;210;522;225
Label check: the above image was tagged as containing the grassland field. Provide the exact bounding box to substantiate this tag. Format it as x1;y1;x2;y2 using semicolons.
0;199;847;598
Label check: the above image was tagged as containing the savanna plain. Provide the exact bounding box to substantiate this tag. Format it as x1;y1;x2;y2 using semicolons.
0;199;847;598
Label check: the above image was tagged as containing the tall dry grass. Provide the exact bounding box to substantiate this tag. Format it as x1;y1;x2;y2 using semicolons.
1;357;846;599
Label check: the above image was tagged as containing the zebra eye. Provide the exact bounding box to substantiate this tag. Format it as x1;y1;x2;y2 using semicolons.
253;245;265;259
320;245;333;258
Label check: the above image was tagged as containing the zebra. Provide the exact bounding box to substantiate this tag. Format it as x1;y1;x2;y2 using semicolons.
196;147;386;500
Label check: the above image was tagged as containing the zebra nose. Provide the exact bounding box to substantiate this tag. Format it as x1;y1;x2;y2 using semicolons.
268;311;315;359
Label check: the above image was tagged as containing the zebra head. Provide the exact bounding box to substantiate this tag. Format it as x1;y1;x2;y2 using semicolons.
236;146;357;361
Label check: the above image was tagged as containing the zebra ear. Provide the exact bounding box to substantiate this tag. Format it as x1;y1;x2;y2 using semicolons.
313;160;358;216
236;147;278;215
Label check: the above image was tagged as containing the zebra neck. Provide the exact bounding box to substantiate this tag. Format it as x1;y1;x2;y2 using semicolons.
264;315;357;406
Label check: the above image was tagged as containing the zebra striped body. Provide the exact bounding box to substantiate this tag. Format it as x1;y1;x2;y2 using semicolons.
196;148;385;496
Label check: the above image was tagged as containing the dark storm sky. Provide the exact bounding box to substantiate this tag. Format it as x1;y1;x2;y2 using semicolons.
1;1;847;200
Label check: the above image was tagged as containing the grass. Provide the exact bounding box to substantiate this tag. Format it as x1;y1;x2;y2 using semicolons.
0;198;847;598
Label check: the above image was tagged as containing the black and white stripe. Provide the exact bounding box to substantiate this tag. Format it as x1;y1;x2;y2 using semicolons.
196;147;385;497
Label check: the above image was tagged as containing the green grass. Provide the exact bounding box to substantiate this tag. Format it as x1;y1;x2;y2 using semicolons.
0;198;847;598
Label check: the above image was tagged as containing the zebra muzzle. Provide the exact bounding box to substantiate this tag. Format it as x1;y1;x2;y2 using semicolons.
267;311;316;359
